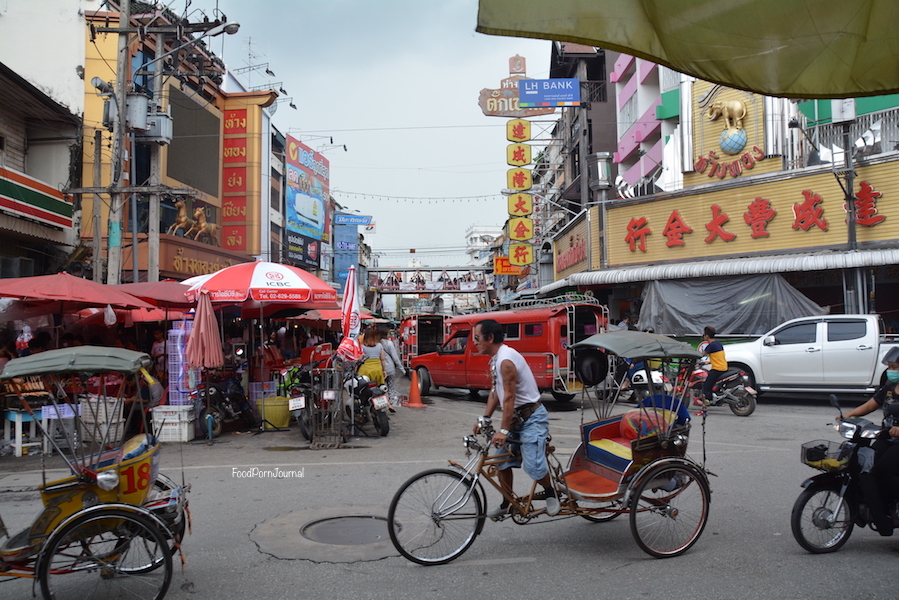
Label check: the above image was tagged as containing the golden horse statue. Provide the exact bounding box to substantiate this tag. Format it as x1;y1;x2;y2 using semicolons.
166;200;194;235
186;206;219;246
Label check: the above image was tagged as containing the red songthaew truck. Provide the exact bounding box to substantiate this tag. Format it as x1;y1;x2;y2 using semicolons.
410;299;609;401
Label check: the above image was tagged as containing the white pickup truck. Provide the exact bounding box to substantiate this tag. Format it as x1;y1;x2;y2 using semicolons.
723;315;899;396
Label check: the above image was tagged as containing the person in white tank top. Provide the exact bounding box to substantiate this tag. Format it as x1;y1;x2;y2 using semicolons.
472;319;559;518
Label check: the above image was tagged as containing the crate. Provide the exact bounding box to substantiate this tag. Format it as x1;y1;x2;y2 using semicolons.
249;381;279;403
152;405;194;442
167;390;192;406
82;419;125;444
79;395;121;423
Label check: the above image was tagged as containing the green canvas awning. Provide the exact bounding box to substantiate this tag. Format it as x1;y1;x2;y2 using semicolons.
477;0;899;99
0;346;153;379
571;330;700;360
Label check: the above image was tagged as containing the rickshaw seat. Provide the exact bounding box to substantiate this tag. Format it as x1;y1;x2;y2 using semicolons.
582;395;686;471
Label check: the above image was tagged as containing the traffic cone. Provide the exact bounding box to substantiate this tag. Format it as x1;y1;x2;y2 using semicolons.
405;369;427;408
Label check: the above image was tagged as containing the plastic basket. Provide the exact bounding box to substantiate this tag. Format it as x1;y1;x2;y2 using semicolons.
82;419;124;444
79;395;121;423
801;440;849;472
249;381;279;403
256;397;291;429
167;390;192;406
152;405;194;442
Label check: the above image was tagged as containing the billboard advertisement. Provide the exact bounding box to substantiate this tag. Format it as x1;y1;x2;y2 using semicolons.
285;135;330;241
286;230;321;270
333;220;359;287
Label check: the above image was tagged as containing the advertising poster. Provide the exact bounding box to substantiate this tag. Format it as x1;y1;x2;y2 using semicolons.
333;221;359;287
285;135;330;240
286;230;321;270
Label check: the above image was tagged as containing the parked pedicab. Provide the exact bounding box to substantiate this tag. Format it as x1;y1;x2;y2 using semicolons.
388;330;711;564
0;346;189;600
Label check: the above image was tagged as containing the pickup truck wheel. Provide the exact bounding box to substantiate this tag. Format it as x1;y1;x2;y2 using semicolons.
416;368;432;396
550;391;576;402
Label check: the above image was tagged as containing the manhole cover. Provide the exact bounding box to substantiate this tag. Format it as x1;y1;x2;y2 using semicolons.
301;516;389;545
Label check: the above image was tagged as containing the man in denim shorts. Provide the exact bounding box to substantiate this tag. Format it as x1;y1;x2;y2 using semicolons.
472;319;560;519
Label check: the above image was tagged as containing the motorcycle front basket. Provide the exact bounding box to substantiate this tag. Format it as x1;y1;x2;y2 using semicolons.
801;440;849;472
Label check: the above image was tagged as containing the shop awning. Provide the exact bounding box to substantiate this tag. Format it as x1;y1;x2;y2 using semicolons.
539;248;899;295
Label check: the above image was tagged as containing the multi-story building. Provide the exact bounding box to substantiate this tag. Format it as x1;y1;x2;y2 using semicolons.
540;51;899;333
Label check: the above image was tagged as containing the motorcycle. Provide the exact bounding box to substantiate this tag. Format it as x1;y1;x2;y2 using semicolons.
616;358;670;403
678;359;757;417
791;394;894;552
284;360;333;442
343;374;390;437
192;371;258;438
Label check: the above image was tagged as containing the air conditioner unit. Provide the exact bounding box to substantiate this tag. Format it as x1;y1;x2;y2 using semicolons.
0;257;34;279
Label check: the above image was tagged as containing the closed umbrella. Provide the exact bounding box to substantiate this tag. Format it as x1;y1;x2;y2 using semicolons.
336;266;363;361
185;290;224;370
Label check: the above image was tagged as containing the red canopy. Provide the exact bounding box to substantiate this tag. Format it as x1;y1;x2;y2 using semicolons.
0;272;153;309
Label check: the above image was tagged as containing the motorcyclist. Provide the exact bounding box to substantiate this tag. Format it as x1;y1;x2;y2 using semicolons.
837;346;899;535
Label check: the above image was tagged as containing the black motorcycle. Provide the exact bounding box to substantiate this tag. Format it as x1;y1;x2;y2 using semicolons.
344;374;390;437
791;394;893;552
193;373;257;438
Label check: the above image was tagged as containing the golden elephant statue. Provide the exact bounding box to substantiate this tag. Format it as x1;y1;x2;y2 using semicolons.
708;99;747;130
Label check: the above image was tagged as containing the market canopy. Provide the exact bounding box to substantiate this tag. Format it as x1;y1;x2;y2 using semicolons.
0;346;152;378
571;330;700;360
477;0;899;99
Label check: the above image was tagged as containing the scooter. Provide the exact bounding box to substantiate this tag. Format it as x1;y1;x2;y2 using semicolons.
192;372;258;438
679;359;757;417
344;374;390;437
791;394;895;552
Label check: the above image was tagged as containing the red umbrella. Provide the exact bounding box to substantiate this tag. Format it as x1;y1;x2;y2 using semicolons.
185;289;224;369
115;280;193;308
0;272;154;309
182;261;337;308
75;307;188;325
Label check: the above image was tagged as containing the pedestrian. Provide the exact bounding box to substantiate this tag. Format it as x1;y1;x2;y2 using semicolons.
700;326;727;404
150;328;166;375
357;327;386;385
617;314;636;330
472;318;560;518
378;324;407;410
306;329;322;348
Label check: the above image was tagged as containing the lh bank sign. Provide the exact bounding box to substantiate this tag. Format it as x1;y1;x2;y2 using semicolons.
518;78;580;107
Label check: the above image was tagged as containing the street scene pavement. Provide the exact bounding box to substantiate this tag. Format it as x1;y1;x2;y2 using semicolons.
2;380;898;600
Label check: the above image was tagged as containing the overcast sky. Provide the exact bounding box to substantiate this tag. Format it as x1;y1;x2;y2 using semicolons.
184;0;551;268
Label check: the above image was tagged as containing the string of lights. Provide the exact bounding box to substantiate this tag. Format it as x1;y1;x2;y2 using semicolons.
332;190;504;204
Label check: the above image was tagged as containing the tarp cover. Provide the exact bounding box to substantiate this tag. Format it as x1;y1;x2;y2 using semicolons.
477;0;899;99
639;274;826;336
0;346;152;379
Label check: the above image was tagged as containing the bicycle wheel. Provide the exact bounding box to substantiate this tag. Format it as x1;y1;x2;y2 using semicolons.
388;468;484;565
39;508;172;600
629;462;710;558
790;482;854;553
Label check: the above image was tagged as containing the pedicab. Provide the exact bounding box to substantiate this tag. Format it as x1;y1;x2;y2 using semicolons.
387;330;711;564
0;346;189;600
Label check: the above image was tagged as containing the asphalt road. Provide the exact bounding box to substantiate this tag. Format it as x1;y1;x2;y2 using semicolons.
2;385;898;600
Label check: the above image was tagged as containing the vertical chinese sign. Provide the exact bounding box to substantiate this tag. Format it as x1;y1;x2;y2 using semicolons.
479;56;554;275
285;135;329;269
222;109;248;251
506;119;534;266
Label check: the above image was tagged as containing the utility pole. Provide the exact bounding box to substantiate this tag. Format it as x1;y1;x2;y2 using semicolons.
107;0;130;285
148;30;164;282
